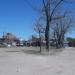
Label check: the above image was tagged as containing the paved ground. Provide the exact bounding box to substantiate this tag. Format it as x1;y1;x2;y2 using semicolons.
0;47;75;75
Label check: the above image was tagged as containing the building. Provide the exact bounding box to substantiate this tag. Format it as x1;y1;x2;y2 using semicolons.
0;33;20;47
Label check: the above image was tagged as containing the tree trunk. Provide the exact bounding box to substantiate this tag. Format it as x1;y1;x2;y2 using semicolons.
39;31;42;52
61;34;64;48
45;20;50;51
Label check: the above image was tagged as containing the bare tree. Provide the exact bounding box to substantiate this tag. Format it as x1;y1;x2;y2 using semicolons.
34;20;45;52
42;0;65;51
52;16;74;48
41;0;75;50
25;0;75;51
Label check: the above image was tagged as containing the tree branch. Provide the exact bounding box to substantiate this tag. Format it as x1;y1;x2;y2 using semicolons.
50;0;63;19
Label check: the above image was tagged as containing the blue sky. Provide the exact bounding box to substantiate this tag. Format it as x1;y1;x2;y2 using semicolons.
0;0;38;40
0;0;75;40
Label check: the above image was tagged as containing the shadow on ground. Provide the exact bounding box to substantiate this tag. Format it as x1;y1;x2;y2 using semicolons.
5;47;64;56
21;48;64;56
22;50;42;55
5;50;20;53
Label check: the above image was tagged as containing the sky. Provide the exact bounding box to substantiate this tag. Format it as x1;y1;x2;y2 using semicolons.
0;0;38;40
0;0;75;40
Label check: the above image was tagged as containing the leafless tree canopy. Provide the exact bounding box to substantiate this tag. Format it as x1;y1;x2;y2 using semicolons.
25;0;75;51
34;19;45;52
52;16;74;48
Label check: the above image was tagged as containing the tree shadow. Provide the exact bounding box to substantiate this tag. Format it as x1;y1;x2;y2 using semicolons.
5;47;64;56
21;49;45;56
49;48;64;55
5;48;42;55
5;50;21;53
21;48;64;56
